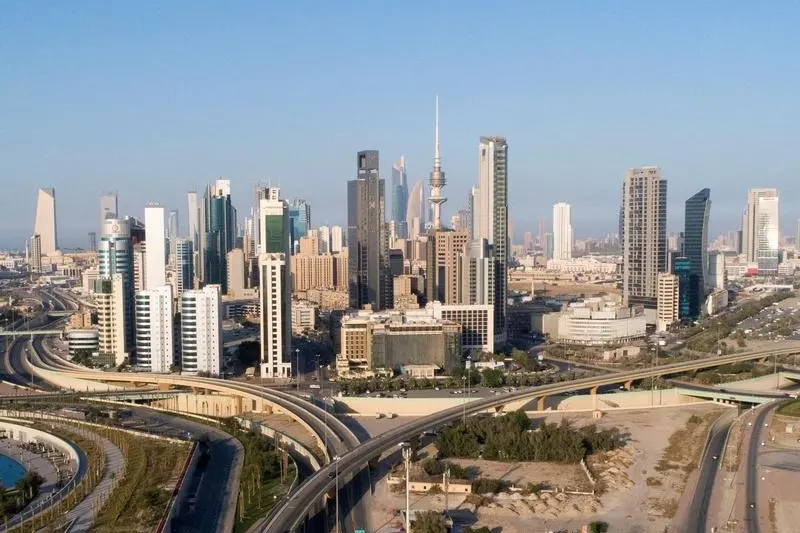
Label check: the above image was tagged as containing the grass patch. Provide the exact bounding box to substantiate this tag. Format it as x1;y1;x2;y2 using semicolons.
777;399;800;417
654;412;716;473
645;477;662;487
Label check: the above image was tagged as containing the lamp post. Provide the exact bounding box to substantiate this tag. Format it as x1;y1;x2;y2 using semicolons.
295;348;300;392
461;376;467;425
467;356;472;419
334;455;340;533
402;446;412;533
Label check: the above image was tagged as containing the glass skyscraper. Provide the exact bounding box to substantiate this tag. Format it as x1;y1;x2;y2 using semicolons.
288;199;311;253
201;179;236;294
392;156;409;238
684;188;711;319
672;256;692;321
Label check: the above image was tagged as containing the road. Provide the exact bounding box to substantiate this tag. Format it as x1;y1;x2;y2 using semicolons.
746;401;781;533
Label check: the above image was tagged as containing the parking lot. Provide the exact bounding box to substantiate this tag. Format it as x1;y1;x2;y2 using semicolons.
736;296;800;342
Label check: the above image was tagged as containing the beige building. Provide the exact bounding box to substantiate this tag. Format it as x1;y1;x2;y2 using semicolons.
291;251;348;292
426;229;469;304
298;231;319;256
226;248;246;297
545;297;647;346
93;274;128;365
657;273;679;332
292;300;317;332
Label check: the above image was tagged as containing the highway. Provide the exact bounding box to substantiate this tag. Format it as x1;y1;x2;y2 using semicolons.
746;401;781;533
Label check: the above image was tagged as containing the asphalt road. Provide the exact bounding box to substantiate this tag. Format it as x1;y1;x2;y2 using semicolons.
746;401;781;533
682;409;735;533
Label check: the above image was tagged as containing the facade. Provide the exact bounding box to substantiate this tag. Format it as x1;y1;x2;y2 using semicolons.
406;180;425;241
550;298;647;345
755;195;780;274
427;301;494;353
288;199;312;253
684;189;711;319
476;136;509;342
201;179;236;294
144;204;167;290
180;285;222;375
291;252;348;292
100;192;118;229
705;289;729;316
318;225;331;254
94;275;128;365
392;156;409;239
29;234;42;274
544;232;554;260
552;202;573;260
99;218;135;355
173;238;194;298
66;329;99;359
168;209;179;241
226;248;246;296
259;253;292;378
457;238;493;306
348;150;391;311
672;257;692;320
33;188;58;255
132;242;146;294
134;285;174;372
187;191;199;250
621;167;667;317
743;188;778;264
657;273;680;332
708;252;726;290
425;229;469;304
258;188;289;255
330;225;344;253
292;300;317;332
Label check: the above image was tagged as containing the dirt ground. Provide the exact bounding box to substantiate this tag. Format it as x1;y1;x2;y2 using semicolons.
370;403;725;533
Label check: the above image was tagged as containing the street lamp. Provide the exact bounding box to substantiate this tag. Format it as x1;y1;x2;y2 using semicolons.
333;455;341;533
402;446;412;533
462;376;467;425
295;348;300;392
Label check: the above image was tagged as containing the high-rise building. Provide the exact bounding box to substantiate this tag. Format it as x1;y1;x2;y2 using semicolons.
200;179;236;294
428;96;447;230
545;232;554;260
135;285;174;372
259;252;292;378
406;180;426;241
392;156;409;239
330;225;344;253
523;232;533;252
258;187;290;255
99;218;135;354
348;150;391;311
458;238;494;305
684;189;711;319
173;238;194;298
621;167;667;317
756;195;780;274
100;192;118;229
89;232;97;252
180;285;222;375
657;273;679;332
743;188;778;264
29;234;42;274
94;274;128;365
318;225;331;255
187;191;199;249
476;136;509;342
537;219;546;250
288;199;311;253
144;204;167;290
33;188;58;255
168;209;179;241
672;256;692;320
552;202;573;260
226;248;246;296
425;229;469;304
708;252;726;290
132;242;146;294
468;187;479;240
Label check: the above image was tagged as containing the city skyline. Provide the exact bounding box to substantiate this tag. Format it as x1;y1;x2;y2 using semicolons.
4;3;800;247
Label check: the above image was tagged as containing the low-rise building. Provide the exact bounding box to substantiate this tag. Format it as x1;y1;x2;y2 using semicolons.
657;273;679;332
292;300;317;332
705;289;729;316
547;297;646;345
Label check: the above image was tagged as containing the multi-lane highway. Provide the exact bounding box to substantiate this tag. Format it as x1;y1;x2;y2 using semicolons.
746;401;782;533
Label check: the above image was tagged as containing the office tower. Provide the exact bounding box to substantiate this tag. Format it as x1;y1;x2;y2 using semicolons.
94;274;128;365
545;232;554;260
621;167;667;316
132;243;146;294
552;202;573;260
187;191;199;249
425;229;469;304
708;252;726;290
468;187;478;240
168;209;179;241
330;225;344;253
476;136;509;341
743;188;777;263
537;219;546;250
89;232;97;252
33;188;58;255
684;189;711;319
288;199;311;253
144;204;167;290
428;97;447;230
657;273;679;332
348;150;391;311
672;256;691;320
258;187;290;255
173;238;194;298
100;192;118;228
135;285;174;372
523;232;533;252
226;248;246;296
756;195;780;274
180;285;222;375
29;234;42;274
406;180;425;241
458;238;494;305
259;253;292;378
201;179;237;294
392;156;409;239
128;217;146;245
99;218;135;354
318;225;331;254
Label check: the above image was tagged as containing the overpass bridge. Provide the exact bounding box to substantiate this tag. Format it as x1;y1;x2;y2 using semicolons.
0;329;62;337
674;386;783;405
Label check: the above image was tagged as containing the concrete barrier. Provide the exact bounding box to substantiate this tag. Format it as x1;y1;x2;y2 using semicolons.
234;417;323;470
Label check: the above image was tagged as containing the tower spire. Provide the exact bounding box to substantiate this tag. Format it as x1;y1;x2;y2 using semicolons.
434;95;441;171
429;95;447;230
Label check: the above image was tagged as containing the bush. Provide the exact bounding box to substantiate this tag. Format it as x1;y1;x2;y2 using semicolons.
589;521;609;533
472;478;511;494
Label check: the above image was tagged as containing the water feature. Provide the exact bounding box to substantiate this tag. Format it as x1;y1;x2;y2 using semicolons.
0;454;26;488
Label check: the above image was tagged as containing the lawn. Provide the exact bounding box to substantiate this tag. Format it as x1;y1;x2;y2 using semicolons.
777;399;800;417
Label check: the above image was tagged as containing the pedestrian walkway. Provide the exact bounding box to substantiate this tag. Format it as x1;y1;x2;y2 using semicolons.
0;439;62;504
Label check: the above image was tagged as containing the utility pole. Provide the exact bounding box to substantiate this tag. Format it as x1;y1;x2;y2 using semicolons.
443;465;451;520
335;457;340;533
403;446;413;533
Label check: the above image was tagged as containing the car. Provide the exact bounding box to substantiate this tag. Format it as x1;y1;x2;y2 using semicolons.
327;472;335;479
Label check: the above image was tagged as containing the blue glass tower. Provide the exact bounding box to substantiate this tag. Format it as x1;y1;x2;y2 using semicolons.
684;189;711;319
672;256;692;321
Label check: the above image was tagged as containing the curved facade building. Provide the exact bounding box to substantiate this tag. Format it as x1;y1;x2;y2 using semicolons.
67;329;99;358
684;188;711;319
406;180;425;241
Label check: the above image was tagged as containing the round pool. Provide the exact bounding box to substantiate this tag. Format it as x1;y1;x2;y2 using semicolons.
0;454;26;488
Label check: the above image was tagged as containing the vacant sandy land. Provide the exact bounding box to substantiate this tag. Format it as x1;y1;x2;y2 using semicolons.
447;457;591;491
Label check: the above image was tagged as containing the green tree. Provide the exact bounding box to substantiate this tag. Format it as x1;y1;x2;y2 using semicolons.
481;368;504;388
411;510;447;533
236;341;260;367
589;521;609;533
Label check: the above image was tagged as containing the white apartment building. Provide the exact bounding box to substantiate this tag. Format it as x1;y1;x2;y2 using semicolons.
259;253;292;378
427;301;495;353
135;285;174;372
545;257;618;275
94;274;128;365
657;273;679;332
292;300;317;332
144;204;167;289
552;202;573;260
180;285;222;375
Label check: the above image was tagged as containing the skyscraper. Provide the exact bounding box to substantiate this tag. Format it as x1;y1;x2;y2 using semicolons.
187;191;199;249
180;285;222;375
144;204;167;290
406;180;425;241
756;195;780;274
743;188;778;264
477;136;509;342
672;256;692;320
552;202;573;260
392;156;409;239
168;209;179;241
429;96;447;230
29;234;42;274
348;150;391;311
621;167;667;317
173;238;194;298
684;189;711;319
99;218;135;355
100;192;118;229
318;225;331;254
288;199;311;253
135;285;174;372
201;179;236;294
94;274;128;365
33;188;58;255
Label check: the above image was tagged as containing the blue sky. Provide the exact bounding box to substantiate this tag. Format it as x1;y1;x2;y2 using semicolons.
2;1;800;249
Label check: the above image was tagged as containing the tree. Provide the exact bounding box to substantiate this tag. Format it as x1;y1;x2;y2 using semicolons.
236;341;260;367
482;368;504;388
589;521;609;533
411;510;447;533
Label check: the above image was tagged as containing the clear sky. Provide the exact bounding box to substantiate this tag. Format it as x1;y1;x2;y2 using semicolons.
2;1;800;249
